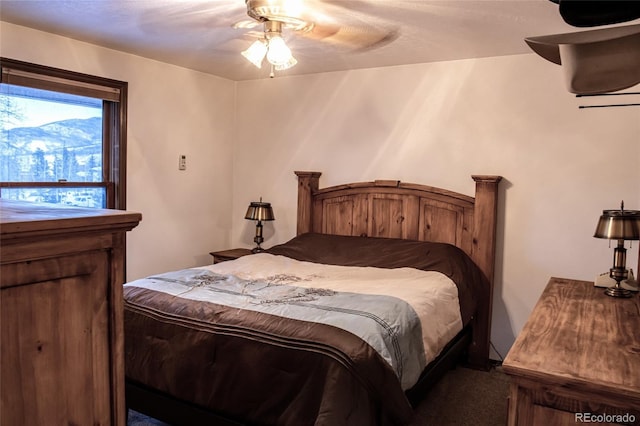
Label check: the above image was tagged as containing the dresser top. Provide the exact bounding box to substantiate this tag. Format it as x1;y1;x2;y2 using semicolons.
0;199;141;238
503;277;640;402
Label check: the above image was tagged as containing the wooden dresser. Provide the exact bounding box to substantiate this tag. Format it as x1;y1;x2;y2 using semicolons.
503;277;640;426
0;200;141;426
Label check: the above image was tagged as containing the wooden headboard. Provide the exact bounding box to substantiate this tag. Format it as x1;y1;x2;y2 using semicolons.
294;171;502;368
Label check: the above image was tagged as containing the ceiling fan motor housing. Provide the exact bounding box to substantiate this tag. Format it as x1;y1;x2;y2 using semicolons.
245;0;311;30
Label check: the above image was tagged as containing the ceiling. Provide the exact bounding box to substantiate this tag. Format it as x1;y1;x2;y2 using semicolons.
0;0;588;81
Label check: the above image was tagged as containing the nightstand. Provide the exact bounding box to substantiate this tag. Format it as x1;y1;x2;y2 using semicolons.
503;277;640;425
209;248;253;264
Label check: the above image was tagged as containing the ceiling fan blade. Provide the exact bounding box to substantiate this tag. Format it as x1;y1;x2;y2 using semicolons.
284;0;399;50
301;21;398;50
232;19;261;30
549;0;640;27
139;2;245;34
525;24;640;94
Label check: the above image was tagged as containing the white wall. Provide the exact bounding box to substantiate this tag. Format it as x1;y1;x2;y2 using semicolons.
0;22;237;280
3;21;639;358
232;58;640;358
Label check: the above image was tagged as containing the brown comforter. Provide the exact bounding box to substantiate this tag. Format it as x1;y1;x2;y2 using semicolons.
266;233;484;325
124;233;485;425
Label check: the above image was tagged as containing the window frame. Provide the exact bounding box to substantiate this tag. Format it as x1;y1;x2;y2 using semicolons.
0;57;128;210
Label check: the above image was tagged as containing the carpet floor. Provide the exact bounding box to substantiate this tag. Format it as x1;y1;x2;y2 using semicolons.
128;365;510;426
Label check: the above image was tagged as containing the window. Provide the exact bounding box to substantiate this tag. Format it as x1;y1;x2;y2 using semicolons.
0;58;128;210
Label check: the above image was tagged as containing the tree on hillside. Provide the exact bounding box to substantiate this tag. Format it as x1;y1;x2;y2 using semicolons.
0;93;24;181
87;154;100;182
33;148;47;181
0;93;23;128
61;147;80;181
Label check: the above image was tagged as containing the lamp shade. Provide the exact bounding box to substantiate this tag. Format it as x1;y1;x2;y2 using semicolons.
594;209;640;240
266;35;292;67
241;39;267;69
245;201;275;221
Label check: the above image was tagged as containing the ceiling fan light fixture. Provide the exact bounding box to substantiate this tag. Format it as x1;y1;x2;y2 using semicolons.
241;39;268;68
266;35;293;66
274;55;297;71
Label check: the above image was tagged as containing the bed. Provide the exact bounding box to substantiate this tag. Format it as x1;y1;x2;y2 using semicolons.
124;171;502;426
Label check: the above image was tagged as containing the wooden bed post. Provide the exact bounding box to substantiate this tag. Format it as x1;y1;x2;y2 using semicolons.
295;171;322;235
469;175;502;369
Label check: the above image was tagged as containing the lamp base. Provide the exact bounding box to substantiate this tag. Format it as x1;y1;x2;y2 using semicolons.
604;285;632;298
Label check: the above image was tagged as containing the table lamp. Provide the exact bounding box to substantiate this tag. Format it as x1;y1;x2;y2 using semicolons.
245;198;274;253
593;201;640;297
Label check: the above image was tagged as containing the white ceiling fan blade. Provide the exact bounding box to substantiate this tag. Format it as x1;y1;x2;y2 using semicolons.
139;1;245;34
301;21;398;50
232;19;262;30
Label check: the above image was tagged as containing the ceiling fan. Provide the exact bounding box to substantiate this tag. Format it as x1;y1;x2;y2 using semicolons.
235;0;398;76
549;0;640;27
525;0;640;94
